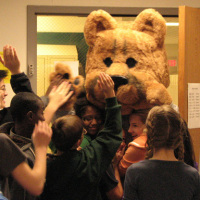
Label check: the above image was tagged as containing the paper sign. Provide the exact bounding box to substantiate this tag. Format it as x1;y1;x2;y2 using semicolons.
188;83;200;129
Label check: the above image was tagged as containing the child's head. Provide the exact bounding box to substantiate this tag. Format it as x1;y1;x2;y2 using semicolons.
74;97;104;136
128;109;149;140
52;115;84;151
10;92;45;124
145;105;184;160
0;70;8;109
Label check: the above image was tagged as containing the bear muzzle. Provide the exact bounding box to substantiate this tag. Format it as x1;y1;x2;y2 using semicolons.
110;75;128;91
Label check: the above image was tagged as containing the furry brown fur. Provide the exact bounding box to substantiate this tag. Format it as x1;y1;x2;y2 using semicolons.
50;62;85;111
84;9;172;115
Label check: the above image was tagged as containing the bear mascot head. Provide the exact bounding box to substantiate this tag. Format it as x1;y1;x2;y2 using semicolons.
84;9;172;115
49;62;85;111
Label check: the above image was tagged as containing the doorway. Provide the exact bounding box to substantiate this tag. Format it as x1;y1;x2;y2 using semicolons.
27;6;179;103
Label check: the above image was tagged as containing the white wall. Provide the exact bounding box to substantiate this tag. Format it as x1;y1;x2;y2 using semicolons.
0;0;200;106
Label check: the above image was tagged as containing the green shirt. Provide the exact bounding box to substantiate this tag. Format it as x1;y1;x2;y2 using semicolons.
80;134;92;148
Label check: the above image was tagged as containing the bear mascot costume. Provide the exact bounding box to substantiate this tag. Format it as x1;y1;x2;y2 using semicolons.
47;62;84;112
83;9;172;115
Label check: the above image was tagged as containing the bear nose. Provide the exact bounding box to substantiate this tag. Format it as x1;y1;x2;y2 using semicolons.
110;75;128;91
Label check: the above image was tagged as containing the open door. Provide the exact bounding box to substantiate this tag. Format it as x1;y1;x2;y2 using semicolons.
179;6;200;168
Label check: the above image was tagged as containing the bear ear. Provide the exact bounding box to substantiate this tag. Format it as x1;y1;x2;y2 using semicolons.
133;9;166;47
84;9;117;46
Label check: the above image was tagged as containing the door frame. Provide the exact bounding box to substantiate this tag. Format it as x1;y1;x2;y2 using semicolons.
27;5;178;92
178;6;200;169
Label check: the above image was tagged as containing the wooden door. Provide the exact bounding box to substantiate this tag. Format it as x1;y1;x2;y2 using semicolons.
179;6;200;168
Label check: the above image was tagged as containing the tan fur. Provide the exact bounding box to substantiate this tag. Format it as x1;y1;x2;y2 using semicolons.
50;62;85;111
84;9;172;115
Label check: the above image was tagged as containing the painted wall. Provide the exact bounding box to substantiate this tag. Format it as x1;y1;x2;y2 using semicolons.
1;0;200;106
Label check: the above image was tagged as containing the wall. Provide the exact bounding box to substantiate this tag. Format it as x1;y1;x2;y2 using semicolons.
1;0;200;106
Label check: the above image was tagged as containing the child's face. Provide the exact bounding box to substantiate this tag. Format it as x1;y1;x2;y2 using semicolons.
128;114;145;140
82;106;103;135
0;79;8;109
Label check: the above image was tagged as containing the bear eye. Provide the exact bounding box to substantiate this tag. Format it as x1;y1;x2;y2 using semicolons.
126;58;137;68
103;57;113;67
62;73;70;79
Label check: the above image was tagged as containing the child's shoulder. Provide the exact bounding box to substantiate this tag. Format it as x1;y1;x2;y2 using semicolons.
129;135;147;149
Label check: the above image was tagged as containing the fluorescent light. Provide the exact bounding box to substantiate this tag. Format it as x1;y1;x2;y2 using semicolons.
166;22;179;26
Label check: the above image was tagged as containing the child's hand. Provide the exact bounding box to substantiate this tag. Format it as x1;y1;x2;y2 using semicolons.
0;45;21;74
97;72;115;99
77;146;82;151
45;75;64;96
32;121;52;149
112;144;126;167
48;81;74;109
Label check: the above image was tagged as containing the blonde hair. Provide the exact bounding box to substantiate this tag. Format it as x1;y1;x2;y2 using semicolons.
145;105;184;161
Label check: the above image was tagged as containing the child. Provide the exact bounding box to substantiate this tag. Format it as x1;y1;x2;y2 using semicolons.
0;81;73;200
74;94;123;200
74;96;104;148
119;109;149;176
40;72;123;200
0;121;52;199
0;45;33;125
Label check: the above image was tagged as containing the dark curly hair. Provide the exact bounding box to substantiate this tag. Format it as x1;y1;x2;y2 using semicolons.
10;92;42;122
74;96;105;120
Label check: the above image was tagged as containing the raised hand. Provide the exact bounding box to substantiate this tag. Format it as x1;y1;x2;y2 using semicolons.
0;45;21;74
112;143;126;167
48;81;74;109
97;72;115;99
45;74;64;96
32;121;52;149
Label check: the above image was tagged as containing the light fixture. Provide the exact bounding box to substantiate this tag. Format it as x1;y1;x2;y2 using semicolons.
166;22;179;26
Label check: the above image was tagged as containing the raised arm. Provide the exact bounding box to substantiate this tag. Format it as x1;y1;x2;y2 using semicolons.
11;121;52;196
0;45;21;75
80;72;122;183
0;45;33;93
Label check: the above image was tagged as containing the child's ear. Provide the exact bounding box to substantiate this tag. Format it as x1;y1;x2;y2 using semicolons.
27;111;34;121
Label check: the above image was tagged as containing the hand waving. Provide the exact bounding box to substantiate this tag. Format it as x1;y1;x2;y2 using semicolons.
48;81;74;109
0;45;21;74
32;121;52;149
